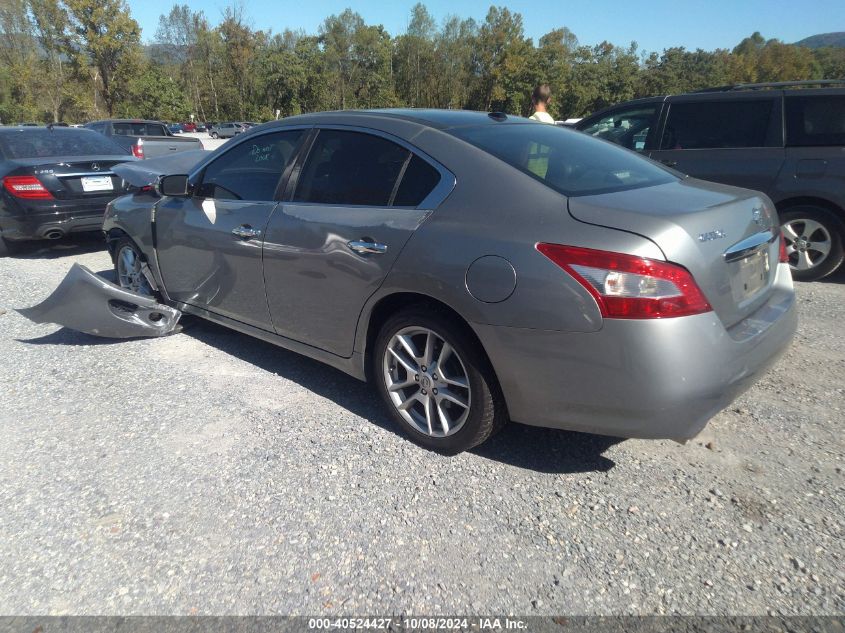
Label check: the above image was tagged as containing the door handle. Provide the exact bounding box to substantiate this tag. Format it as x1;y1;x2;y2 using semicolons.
660;159;678;167
347;240;387;255
232;225;262;239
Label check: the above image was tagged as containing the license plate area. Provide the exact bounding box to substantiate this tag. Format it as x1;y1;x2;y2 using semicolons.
730;247;771;303
81;175;113;192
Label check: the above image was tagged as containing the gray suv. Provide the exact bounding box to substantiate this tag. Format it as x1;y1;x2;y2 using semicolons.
576;80;845;280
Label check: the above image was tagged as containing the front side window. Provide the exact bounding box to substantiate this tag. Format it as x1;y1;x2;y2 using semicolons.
579;106;658;152
196;130;304;201
451;123;676;197
293;130;410;206
660;100;775;150
786;95;845;147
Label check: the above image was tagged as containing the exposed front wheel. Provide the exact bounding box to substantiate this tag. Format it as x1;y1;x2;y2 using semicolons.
211;132;219;139
780;207;844;281
113;238;154;296
374;308;506;454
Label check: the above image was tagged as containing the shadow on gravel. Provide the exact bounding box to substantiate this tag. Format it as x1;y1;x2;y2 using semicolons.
5;233;107;260
472;425;621;474
183;318;620;474
17;327;142;345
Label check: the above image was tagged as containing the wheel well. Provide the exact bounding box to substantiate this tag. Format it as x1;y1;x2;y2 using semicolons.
776;197;845;230
105;228;129;260
363;293;495;384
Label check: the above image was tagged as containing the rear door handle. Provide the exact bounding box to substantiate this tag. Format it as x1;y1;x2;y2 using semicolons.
232;225;262;240
347;240;387;255
660;159;678;167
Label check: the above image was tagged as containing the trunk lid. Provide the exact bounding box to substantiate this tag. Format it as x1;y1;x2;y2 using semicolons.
568;178;780;327
9;156;135;200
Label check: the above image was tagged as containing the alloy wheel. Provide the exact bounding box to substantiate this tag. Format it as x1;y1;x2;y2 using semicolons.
116;245;153;296
382;326;472;438
783;218;832;272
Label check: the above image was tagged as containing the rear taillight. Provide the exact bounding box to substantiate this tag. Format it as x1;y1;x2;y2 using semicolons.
2;175;53;199
132;138;145;159
537;243;712;319
779;230;789;263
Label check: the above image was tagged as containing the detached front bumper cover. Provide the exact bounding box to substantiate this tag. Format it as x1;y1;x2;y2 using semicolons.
18;263;181;338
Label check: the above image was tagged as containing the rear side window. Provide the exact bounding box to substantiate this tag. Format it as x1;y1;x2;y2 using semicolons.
579;106;658;152
785;95;845;147
197;130;304;200
393;155;441;207
451;123;675;197
294;130;409;206
660;100;775;149
0;129;128;158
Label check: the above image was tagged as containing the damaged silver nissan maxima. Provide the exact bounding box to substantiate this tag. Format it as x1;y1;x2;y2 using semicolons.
23;110;798;454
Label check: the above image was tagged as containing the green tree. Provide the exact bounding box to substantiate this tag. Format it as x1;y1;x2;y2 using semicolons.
63;0;142;116
470;6;534;113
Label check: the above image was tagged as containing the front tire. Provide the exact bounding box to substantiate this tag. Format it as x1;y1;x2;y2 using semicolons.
211;132;219;139
374;307;507;454
780;206;844;281
113;237;154;296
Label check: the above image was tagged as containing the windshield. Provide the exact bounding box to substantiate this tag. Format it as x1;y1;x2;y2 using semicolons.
449;122;676;197
0;129;129;159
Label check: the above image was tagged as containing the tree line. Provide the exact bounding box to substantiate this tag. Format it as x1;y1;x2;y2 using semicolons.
1;0;844;125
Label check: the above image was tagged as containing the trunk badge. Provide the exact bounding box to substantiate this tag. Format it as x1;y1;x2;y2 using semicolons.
91;162;101;171
699;230;726;242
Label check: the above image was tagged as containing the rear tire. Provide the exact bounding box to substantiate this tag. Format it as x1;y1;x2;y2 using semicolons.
211;132;219;139
374;307;507;454
780;206;844;281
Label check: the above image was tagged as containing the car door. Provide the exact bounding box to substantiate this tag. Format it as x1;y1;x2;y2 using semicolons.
648;93;785;194
155;128;306;330
262;127;449;357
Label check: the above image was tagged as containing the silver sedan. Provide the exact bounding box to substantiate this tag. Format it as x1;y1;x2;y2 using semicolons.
85;109;798;453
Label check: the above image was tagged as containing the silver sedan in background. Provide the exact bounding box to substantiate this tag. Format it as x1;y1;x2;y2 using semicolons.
96;109;796;454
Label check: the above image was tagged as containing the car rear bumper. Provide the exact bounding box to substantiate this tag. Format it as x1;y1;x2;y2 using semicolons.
0;198;111;241
473;263;797;440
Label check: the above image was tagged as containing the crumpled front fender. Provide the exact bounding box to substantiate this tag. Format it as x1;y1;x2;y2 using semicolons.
18;263;181;338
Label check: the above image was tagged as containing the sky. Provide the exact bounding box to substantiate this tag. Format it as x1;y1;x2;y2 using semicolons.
127;0;845;54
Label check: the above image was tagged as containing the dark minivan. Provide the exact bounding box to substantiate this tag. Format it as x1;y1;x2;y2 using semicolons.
575;81;845;280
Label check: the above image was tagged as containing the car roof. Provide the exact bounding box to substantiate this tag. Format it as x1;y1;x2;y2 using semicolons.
275;108;535;131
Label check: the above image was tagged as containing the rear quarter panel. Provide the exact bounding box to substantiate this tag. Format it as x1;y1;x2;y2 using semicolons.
354;127;667;354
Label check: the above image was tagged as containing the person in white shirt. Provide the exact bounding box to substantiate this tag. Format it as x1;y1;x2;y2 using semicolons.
528;84;555;123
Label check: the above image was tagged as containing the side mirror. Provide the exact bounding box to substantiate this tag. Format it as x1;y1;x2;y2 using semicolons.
157;174;190;197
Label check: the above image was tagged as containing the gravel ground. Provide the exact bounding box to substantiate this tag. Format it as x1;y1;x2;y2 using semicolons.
0;236;843;616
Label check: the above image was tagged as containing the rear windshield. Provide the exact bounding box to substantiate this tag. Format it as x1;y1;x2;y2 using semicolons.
0;129;128;159
449;123;676;197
